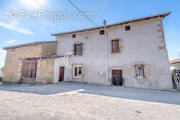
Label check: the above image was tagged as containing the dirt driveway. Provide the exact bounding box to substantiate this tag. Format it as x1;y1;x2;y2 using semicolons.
0;82;180;120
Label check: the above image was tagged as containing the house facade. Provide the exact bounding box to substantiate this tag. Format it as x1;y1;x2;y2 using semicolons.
2;12;173;89
52;12;172;89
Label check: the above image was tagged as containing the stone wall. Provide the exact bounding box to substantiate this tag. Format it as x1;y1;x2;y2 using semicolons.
41;42;57;57
36;59;55;84
3;41;57;83
3;45;42;83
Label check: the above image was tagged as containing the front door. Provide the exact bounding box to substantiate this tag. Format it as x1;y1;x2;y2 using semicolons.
59;66;65;82
112;70;123;86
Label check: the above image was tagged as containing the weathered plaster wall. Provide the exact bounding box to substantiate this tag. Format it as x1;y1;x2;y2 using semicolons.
3;45;42;83
54;17;172;89
36;59;55;84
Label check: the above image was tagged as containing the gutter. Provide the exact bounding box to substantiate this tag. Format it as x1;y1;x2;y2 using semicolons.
104;20;109;85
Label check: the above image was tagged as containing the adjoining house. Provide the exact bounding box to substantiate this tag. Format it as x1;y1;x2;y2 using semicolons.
3;12;173;89
170;58;180;89
3;41;57;84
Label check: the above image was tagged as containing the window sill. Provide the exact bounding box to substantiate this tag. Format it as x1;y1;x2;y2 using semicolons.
111;52;120;54
136;76;145;80
73;76;83;79
73;55;83;57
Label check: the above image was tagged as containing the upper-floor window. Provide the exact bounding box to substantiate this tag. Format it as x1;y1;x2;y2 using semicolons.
111;39;120;53
74;43;83;56
72;34;76;38
125;26;130;31
99;30;105;35
135;64;145;79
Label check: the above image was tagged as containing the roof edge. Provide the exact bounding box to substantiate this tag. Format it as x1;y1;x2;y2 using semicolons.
51;11;171;36
170;58;180;64
3;41;57;50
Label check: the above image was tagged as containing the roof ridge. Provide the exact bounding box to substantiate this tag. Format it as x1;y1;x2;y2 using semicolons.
51;12;171;36
3;41;57;50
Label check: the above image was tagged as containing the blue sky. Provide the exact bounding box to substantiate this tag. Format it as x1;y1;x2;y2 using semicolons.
0;0;180;67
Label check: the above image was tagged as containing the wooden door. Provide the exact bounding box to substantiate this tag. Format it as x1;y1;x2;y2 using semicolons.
21;60;37;84
112;70;123;86
59;67;65;82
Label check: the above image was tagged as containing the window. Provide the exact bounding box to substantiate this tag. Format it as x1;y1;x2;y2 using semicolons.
125;26;130;31
99;30;105;35
135;64;145;79
111;39;120;53
73;65;83;78
72;34;76;38
74;43;83;56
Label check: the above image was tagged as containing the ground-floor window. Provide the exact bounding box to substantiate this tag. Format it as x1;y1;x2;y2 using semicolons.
135;64;145;79
73;64;83;78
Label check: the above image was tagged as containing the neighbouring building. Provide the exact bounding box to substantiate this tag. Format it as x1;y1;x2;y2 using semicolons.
170;58;180;89
3;12;173;89
3;41;57;84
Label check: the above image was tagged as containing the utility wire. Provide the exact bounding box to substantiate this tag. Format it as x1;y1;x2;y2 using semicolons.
31;0;80;30
67;0;97;26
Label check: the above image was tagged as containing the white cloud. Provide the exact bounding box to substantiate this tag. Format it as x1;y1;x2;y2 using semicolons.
7;40;15;44
0;20;34;35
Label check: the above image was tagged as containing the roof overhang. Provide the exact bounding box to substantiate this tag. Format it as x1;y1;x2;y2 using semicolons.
19;55;64;61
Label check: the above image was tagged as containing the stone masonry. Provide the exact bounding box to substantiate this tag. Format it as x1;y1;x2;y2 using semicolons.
3;41;57;84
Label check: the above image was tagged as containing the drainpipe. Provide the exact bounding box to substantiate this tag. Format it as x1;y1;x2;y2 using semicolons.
104;20;108;85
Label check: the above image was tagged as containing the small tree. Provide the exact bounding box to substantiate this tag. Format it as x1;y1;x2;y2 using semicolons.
0;67;4;79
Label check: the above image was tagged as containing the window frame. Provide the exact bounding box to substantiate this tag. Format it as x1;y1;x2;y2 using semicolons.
111;39;120;53
135;64;145;79
72;34;76;38
74;43;83;56
125;26;131;31
99;30;105;35
73;64;83;78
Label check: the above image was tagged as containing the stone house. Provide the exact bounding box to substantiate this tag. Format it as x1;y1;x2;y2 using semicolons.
3;41;57;84
52;12;172;89
3;12;173;89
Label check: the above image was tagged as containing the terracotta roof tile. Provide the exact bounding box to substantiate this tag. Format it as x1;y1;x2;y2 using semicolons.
170;58;180;64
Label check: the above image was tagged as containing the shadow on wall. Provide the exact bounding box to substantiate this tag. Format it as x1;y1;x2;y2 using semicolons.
0;81;180;105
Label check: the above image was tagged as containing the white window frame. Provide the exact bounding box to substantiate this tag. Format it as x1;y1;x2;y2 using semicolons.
73;64;83;78
135;64;145;79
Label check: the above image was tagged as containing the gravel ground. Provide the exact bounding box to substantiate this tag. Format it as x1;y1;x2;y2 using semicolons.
0;82;180;120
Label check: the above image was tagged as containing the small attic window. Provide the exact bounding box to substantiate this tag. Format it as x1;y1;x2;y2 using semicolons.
99;30;105;35
11;49;15;52
72;34;76;38
125;26;130;31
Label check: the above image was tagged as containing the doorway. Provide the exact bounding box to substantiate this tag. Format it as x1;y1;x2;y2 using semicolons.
59;66;65;82
21;60;37;84
112;70;123;86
